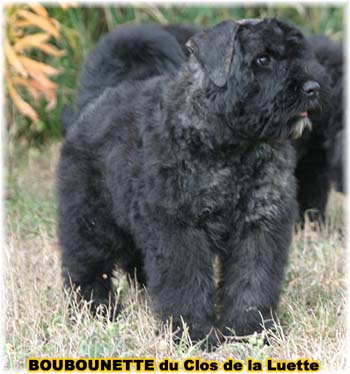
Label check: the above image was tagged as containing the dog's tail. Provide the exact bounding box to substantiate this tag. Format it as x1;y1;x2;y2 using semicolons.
76;24;188;108
60;24;190;136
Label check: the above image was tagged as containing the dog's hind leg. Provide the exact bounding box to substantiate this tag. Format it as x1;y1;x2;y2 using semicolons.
57;148;127;317
59;212;121;317
60;215;145;317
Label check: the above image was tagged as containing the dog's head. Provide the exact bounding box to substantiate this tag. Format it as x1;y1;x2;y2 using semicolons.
186;18;330;140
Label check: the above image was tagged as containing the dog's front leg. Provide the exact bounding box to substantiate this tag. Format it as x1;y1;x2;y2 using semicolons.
219;221;292;338
141;224;217;345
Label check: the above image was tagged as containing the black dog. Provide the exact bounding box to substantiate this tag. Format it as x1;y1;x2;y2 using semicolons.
58;19;328;345
294;35;344;222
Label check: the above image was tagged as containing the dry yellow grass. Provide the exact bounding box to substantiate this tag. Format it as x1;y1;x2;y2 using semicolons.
4;143;347;371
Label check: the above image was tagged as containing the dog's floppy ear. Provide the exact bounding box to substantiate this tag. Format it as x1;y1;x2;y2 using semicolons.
186;20;239;87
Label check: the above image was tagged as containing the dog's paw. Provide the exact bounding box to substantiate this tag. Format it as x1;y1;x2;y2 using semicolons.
173;325;222;351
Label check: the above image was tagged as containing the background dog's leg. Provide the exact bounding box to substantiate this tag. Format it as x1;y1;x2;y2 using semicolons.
219;222;292;338
295;148;330;223
141;225;217;345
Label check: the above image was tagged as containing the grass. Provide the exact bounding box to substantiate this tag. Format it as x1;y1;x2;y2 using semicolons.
4;144;346;371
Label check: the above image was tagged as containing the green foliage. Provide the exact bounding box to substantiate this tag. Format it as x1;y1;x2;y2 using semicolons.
7;5;344;146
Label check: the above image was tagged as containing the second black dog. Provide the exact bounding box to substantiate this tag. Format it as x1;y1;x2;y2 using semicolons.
294;35;344;222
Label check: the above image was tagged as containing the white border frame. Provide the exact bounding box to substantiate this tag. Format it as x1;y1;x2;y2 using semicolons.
1;1;349;373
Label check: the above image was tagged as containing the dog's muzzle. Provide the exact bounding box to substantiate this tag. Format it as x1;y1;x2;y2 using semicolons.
289;79;321;138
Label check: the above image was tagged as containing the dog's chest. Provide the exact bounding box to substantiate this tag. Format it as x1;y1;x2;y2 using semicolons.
183;144;294;232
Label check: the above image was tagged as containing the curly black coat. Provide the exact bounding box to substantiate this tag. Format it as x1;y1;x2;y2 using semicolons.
58;19;329;344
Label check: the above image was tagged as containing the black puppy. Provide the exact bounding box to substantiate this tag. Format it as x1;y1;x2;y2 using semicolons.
58;19;328;344
294;35;344;222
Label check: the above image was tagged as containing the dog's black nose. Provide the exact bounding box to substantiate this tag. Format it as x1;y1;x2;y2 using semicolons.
302;80;320;98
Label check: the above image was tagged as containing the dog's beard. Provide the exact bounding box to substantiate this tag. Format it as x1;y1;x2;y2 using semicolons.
290;116;312;139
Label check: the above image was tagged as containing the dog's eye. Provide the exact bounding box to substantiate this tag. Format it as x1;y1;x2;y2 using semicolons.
256;54;271;67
